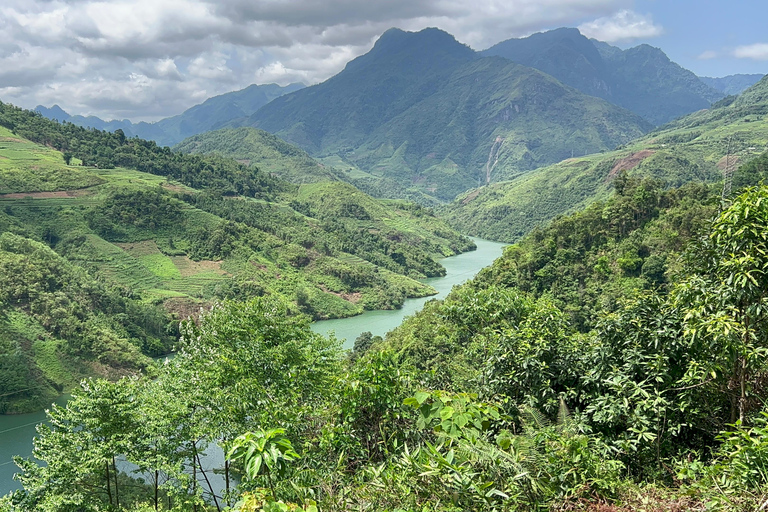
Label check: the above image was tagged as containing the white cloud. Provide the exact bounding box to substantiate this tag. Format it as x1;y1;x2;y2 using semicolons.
734;43;768;61
0;0;637;121
578;9;662;43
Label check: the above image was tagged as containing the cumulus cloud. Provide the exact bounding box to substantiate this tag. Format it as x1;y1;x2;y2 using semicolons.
0;0;641;121
578;9;662;43
734;43;768;61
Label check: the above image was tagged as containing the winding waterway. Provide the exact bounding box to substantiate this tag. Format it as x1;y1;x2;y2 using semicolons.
311;237;507;348
0;237;506;496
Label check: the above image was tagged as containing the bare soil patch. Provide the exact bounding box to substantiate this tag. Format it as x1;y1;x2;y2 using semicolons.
319;285;362;303
717;154;741;170
163;297;209;322
462;189;481;204
161;183;192;194
115;240;161;257
171;256;227;277
609;150;655;178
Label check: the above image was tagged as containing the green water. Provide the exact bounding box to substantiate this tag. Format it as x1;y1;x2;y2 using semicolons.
0;237;506;496
0;395;69;495
311;237;507;348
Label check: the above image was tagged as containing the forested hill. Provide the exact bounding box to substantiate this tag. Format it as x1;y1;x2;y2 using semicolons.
0;101;474;412
445;73;768;242
240;27;651;201
174;127;445;205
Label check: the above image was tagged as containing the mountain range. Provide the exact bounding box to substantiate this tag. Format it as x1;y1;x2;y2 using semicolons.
483;27;725;125
238;28;651;201
35;83;304;147
33;27;759;204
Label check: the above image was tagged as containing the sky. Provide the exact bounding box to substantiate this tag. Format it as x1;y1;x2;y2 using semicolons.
0;0;765;122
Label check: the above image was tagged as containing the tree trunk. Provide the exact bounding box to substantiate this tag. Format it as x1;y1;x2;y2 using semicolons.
154;469;159;511
105;461;113;506
192;441;198;512
195;444;221;512
113;456;120;509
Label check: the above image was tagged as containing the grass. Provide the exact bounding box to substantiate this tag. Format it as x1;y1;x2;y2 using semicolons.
0;126;104;194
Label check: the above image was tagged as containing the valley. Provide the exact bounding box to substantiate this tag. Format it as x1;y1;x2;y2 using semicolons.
1;16;768;512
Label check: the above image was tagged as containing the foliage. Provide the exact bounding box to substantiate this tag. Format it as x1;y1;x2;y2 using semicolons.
0;101;287;198
228;429;299;501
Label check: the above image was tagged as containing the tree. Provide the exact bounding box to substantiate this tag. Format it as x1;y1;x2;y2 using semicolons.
679;185;768;425
12;379;140;511
227;429;299;501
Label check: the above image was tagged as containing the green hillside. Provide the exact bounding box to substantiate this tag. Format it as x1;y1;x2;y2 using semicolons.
445;75;768;242
174;127;443;204
174;127;341;183
0;103;474;411
10;177;768;510
244;28;651;201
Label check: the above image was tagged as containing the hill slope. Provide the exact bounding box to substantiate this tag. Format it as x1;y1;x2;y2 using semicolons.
0;101;478;411
243;27;651;201
483;27;723;126
444;75;768;242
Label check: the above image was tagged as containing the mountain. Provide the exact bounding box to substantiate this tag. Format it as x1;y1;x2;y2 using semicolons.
483;28;724;125
151;82;305;146
444;75;768;242
240;27;651;201
700;73;765;96
35;82;304;147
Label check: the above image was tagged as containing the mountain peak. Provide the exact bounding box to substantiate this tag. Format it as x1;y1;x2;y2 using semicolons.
35;104;70;122
369;27;472;57
342;27;475;75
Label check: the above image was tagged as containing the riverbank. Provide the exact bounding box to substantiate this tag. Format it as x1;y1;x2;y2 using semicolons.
311;237;506;348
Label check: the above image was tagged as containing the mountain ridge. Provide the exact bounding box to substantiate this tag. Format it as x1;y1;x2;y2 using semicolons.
483;28;724;125
35;82;304;147
443;73;768;241
239;27;651;201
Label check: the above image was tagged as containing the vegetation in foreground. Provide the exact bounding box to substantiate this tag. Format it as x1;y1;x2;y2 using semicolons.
4;168;768;510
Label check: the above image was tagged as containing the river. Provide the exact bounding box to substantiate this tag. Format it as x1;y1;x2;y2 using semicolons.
0;237;506;496
311;237;507;348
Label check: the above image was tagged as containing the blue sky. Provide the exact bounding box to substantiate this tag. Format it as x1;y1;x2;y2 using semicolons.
630;0;768;77
0;0;764;121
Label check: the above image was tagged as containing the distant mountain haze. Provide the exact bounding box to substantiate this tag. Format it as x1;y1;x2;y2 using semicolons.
700;74;765;96
35;82;304;147
483;27;724;125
